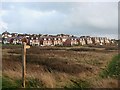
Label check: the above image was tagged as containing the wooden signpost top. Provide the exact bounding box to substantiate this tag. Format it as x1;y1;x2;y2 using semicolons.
26;45;30;49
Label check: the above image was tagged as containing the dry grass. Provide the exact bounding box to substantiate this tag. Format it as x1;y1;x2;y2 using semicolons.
2;45;118;88
93;78;118;88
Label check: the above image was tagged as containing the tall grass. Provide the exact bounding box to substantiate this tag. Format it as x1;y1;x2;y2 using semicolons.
2;45;118;88
65;79;91;88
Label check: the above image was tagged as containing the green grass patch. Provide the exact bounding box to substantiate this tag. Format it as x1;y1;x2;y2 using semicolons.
100;54;120;79
0;76;2;89
2;76;21;88
2;76;45;88
0;43;2;47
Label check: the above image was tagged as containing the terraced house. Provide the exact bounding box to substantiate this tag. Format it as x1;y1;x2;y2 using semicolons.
29;36;40;46
63;36;78;46
52;36;63;46
40;35;53;46
1;31;116;46
78;37;86;45
12;37;23;45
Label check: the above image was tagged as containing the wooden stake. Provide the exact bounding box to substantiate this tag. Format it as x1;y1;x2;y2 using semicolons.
22;42;26;88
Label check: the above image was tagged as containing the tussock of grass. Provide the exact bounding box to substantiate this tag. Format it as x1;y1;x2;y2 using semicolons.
64;79;91;88
26;78;43;88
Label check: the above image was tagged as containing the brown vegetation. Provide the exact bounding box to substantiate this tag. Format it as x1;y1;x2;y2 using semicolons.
2;45;118;88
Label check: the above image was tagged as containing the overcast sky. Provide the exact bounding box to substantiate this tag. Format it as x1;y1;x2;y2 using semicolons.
0;1;118;39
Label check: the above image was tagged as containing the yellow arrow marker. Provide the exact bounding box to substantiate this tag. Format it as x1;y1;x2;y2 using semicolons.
26;45;30;49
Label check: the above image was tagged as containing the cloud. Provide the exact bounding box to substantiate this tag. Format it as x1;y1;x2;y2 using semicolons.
1;2;118;39
0;20;8;32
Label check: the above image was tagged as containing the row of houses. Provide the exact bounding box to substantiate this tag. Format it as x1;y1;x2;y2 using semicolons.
1;31;116;46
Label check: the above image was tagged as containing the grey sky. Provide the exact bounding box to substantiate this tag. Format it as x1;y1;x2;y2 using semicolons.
0;2;118;39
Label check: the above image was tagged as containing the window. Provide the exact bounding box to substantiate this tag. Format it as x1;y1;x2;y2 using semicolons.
36;37;38;39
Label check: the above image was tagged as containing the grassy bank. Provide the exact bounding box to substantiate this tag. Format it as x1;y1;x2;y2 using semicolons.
100;54;120;79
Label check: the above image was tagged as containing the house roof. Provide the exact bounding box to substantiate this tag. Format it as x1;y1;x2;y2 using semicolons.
2;31;10;35
57;34;70;37
67;36;78;40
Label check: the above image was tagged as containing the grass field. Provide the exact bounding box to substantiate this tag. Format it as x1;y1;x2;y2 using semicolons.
2;45;119;88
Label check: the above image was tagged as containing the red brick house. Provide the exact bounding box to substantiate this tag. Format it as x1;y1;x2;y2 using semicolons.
40;36;53;46
91;37;100;45
63;36;78;46
12;36;23;44
85;36;93;45
78;37;86;45
2;31;11;38
29;36;40;46
57;34;70;42
52;36;63;46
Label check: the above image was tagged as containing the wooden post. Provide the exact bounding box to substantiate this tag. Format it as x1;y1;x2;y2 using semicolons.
22;42;26;88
